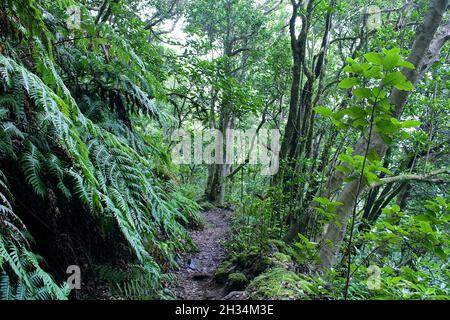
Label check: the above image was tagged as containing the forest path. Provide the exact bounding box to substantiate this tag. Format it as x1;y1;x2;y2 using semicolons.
173;207;233;300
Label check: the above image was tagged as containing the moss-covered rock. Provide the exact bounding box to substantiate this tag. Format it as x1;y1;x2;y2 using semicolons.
214;260;233;284
248;255;273;275
268;239;287;252
247;268;314;300
272;252;293;269
234;247;259;268
198;200;215;211
229;246;273;274
227;272;248;291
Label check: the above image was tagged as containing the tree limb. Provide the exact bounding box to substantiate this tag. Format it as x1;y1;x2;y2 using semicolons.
370;169;449;188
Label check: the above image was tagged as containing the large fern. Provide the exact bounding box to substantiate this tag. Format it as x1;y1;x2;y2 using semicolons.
0;168;69;300
0;0;200;299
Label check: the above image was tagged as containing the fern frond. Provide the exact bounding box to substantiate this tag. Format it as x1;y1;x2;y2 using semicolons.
20;142;47;198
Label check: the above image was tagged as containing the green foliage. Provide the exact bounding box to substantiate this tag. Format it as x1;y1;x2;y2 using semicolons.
0;0;200;299
1;0;448;302
313;197;343;225
226;272;248;291
330;197;450;299
321;48;418;144
247;267;314;300
95;264;174;300
1;164;69;299
291;234;318;265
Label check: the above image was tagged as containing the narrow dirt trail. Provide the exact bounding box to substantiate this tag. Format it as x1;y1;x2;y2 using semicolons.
173;208;233;300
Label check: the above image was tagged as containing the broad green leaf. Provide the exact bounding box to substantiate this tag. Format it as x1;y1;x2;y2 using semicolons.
331;117;345;128
343;65;353;73
314;197;330;205
378;167;393;175
371;87;386;98
352;88;372;99
390;118;401;126
399;131;410;140
364;52;383;65
365;171;380;184
395;80;413;91
344;106;367;118
352;118;368;128
367;150;380;162
383;52;400;70
398;60;415;69
377;98;391;112
415;214;433;222
344;176;358;183
383;71;406;86
401;119;421;128
376;119;399;134
351;63;364;73
336;165;351;174
364;66;383;78
314;106;333;117
338;154;354;164
338;77;359;89
418;221;433;233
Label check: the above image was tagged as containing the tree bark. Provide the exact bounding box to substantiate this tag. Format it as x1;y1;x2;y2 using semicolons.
278;0;306;165
370;168;449;187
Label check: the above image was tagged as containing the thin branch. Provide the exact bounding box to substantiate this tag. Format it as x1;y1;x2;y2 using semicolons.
370;169;449;188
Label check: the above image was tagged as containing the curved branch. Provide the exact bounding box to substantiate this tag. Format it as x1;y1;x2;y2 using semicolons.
370;169;449;188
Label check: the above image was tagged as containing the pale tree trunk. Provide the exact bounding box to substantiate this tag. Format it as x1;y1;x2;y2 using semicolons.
317;0;449;269
205;91;217;198
206;110;233;205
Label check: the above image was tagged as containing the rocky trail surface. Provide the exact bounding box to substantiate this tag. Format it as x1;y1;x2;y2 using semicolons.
173;208;240;300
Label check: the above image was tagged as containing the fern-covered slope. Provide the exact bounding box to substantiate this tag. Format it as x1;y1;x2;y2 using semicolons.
0;0;200;299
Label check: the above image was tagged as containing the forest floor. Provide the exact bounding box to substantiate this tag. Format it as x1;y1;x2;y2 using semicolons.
173;207;233;300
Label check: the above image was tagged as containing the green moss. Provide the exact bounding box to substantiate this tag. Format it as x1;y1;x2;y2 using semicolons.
227;272;248;291
272;252;293;269
198;200;215;211
248;256;273;275
268;239;287;252
247;268;314;300
214;260;233;284
234;247;261;268
236;252;254;268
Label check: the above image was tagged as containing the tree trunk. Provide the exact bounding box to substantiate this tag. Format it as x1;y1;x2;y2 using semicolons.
204;2;235;205
278;1;305;167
